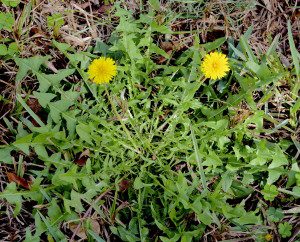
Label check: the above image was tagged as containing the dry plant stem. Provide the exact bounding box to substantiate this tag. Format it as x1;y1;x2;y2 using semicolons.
104;86;140;153
70;189;111;242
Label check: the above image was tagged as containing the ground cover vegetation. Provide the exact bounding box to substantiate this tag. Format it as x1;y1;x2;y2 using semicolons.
0;0;299;241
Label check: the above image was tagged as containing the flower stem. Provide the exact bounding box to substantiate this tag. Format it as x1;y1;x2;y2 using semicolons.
104;86;140;153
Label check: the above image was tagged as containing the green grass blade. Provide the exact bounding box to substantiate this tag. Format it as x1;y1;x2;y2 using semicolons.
16;94;45;127
190;125;208;191
288;20;300;78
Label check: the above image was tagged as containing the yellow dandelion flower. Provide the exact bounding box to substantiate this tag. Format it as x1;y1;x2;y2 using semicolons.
265;233;273;241
88;57;117;84
201;52;230;80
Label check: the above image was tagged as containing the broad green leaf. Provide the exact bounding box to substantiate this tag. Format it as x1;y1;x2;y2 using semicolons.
70;190;85;212
201;37;226;52
15;56;50;82
0;147;13;164
37;211;66;241
49;100;73;123
221;172;234;192
149;0;160;11
88;229;106;242
229;43;247;61
57;166;79;189
52;40;72;53
1;0;20;7
203;150;222;168
47;13;64;28
267;207;284;222
7;42;19;55
266;35;280;57
0;12;14;31
133;176;152;189
0;44;8;56
278;222;292;238
116;18;138;33
267;170;282;184
34;145;48;158
33;92;57;108
36;69;75;92
269;146;289;169
240;35;258;63
76;123;93;145
150;21;172;34
261;184;278;201
0;183;22;216
13;133;33;155
292;186;300;198
62;110;78;137
250;157;267;166
233;211;261;225
123;34;143;60
48;199;62;223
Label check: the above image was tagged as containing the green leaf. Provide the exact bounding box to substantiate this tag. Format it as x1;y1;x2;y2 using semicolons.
0;44;8;56
267;170;282;184
7;42;19;55
13;133;33;155
63;110;78;137
70;190;85;212
233;211;261;225
33;92;57;108
0;183;22;216
14;56;50;82
292;186;300;198
149;0;160;11
87;229;106;242
221;172;234;192
57;166;79;189
278;222;292;238
16;94;45;127
261;184;278;201
123;34;143;60
37;211;66;241
36;69;75;92
1;0;20;7
250;157;267;166
34;144;48;158
203;150;222;168
288;20;300;78
267;207;284;222
0;12;14;31
76;123;93;145
240;35;258;63
116;18;138;33
48;199;62;223
201;37;226;52
49;100;73;123
269;146;289;168
47;13;64;28
0;147;13;164
150;21;172;34
52;40;72;53
133;176;152;189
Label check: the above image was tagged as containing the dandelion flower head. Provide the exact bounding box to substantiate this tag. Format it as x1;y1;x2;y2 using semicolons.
201;52;229;80
265;234;273;242
88;57;117;84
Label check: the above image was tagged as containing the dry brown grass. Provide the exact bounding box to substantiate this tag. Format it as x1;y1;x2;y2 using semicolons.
0;0;299;240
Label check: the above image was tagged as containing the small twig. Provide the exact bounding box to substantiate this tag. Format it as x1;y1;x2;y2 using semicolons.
70;189;111;242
